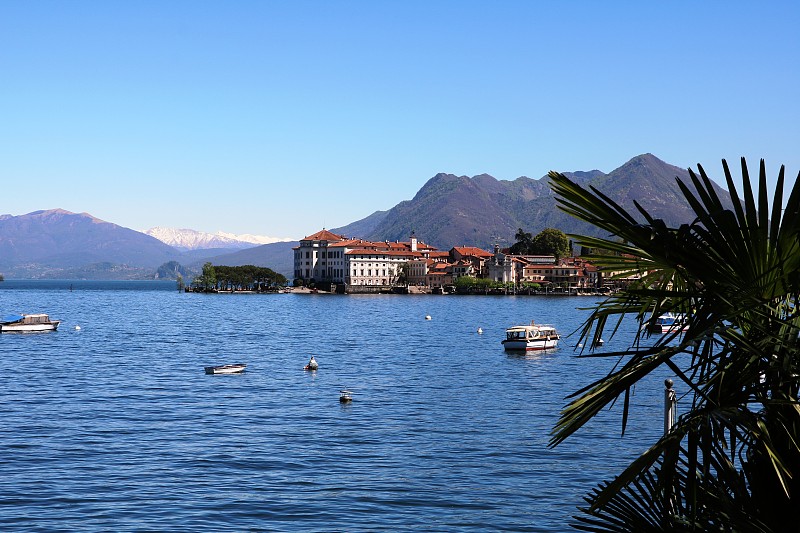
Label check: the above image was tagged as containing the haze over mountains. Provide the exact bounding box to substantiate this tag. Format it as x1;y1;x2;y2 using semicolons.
0;154;736;280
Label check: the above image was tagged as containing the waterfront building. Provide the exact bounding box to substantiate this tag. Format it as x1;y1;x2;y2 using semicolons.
449;246;493;277
293;229;348;281
294;229;439;288
485;245;519;284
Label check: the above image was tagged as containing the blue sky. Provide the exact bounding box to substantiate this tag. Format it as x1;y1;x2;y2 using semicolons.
1;1;797;239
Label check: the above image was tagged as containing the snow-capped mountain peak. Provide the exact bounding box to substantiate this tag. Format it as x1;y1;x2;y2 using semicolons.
144;227;292;251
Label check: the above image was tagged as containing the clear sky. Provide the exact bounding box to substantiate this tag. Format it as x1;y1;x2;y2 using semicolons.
1;1;797;239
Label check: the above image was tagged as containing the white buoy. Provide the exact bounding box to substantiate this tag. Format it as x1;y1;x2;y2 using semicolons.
425;315;432;320
75;325;81;331
477;327;483;334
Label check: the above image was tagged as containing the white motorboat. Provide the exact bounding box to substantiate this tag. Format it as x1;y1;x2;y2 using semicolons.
502;321;559;351
0;313;61;333
204;363;247;375
646;313;688;334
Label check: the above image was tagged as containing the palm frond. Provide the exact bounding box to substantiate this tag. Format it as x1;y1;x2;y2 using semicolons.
547;158;800;531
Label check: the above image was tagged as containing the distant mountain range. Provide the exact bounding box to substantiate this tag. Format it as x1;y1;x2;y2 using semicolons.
0;209;179;279
0;154;737;280
332;153;735;249
144;227;291;251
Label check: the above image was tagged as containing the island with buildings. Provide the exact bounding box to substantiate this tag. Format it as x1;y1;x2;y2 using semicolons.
292;229;631;295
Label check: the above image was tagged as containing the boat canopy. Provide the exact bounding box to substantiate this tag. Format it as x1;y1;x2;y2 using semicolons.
1;314;24;324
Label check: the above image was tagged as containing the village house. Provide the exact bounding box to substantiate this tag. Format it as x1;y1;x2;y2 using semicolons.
449;246;494;277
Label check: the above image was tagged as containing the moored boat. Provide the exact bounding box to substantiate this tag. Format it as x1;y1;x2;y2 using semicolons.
0;313;61;333
204;363;247;375
502;321;559;351
646;312;688;334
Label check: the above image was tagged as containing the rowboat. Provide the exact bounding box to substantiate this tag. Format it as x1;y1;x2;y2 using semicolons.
204;364;247;375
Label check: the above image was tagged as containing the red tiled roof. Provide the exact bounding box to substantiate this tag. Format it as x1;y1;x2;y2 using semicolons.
382;242;410;249
452;246;493;258
302;229;346;241
345;249;423;257
328;239;373;248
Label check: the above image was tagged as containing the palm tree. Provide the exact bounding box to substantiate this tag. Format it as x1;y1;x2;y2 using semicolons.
547;159;800;532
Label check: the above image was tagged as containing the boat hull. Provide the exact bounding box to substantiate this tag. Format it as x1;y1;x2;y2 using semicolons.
502;321;560;351
645;313;688;334
0;321;60;333
502;338;559;351
204;364;247;375
645;322;689;334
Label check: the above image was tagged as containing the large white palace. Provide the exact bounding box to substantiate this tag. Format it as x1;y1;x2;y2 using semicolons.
293;229;439;286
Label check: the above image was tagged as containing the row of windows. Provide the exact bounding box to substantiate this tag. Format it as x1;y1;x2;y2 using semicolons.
297;251;343;259
528;269;581;275
352;269;390;277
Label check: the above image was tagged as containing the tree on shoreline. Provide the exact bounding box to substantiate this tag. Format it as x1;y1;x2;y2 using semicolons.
549;159;800;531
193;264;287;291
194;262;217;292
510;227;570;259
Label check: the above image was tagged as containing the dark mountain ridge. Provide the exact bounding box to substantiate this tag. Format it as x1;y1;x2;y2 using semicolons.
334;153;733;250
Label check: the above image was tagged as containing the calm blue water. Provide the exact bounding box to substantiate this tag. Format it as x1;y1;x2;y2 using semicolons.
0;282;671;532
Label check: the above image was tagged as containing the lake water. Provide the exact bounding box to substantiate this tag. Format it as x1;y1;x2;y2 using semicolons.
0;281;671;532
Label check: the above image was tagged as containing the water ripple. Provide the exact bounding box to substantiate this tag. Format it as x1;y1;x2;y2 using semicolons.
0;288;667;531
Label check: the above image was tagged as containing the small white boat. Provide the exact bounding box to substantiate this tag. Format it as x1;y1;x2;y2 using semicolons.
502;321;559;351
0;313;61;333
204;363;247;375
339;389;353;403
646;313;688;334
